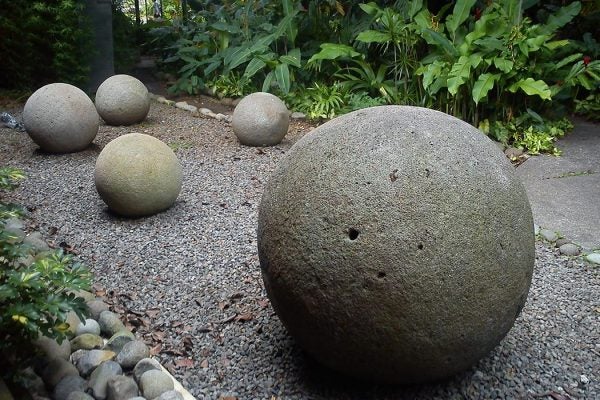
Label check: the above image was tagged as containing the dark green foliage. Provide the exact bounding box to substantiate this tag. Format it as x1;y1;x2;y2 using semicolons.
148;0;597;153
0;167;92;383
113;1;141;73
0;0;93;90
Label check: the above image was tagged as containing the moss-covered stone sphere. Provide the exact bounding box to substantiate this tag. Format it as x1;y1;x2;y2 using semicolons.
95;75;150;126
232;92;289;146
258;106;535;384
23;83;99;153
95;133;182;217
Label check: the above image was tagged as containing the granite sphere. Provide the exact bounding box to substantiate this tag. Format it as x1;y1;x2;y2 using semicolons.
95;133;182;217
23;83;99;153
232;92;289;146
258;105;535;384
95;75;150;126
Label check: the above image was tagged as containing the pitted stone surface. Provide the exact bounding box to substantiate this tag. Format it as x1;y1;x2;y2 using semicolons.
94;133;183;217
95;74;150;126
258;105;535;384
232;92;289;146
23;83;99;153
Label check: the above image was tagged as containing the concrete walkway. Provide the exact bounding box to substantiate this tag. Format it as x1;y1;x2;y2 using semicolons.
516;118;600;251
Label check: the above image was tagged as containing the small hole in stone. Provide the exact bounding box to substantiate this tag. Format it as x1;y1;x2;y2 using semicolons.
417;243;424;250
377;271;386;278
348;228;360;240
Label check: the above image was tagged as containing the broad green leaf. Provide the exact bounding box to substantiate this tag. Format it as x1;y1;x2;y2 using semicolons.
282;0;298;44
493;57;514;73
564;61;585;82
274;12;299;39
542;2;582;34
449;55;473;79
224;46;253;70
554;53;582;70
475;38;504;51
430;76;447;95
544;39;570;50
502;0;522;26
205;59;223;76
279;48;301;68
525;35;548;52
413;9;432;29
356;30;392;44
446;0;477;35
469;53;483;69
408;0;424;18
463;14;493;50
447;76;466;95
419;61;445;90
307;43;361;64
243;58;266;79
508;78;551;100
359;2;379;15
518;41;529;57
472;73;500;104
421;29;458;58
262;71;274;92
577;74;593;90
275;63;291;94
210;21;241;34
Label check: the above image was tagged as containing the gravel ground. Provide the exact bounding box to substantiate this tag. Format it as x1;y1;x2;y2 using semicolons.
1;102;598;400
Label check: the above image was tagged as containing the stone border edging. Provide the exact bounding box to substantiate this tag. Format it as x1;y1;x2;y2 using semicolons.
534;224;600;265
148;92;307;123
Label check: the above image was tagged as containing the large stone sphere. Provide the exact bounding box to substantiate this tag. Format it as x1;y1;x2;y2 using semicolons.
95;75;150;126
232;92;289;146
258;106;535;384
23;83;99;153
95;133;182;217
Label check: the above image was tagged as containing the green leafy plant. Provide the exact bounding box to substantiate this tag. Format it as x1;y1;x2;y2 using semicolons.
206;72;255;98
0;167;91;383
285;82;348;120
484;111;573;155
415;0;594;125
0;0;93;89
112;1;141;73
575;93;600;121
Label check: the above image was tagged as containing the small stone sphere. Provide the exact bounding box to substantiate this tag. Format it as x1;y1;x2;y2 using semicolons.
95;74;150;126
95;133;182;217
23;83;99;153
232;92;289;146
258;106;535;384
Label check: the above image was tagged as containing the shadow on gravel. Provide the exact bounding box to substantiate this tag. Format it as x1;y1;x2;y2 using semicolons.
276;343;483;399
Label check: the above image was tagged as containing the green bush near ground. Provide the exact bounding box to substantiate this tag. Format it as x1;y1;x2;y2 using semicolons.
0;167;92;384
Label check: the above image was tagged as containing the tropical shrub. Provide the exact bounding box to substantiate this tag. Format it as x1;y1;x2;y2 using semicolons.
0;0;93;89
113;1;141;73
415;0;595;125
150;0;597;153
0;167;91;383
482;111;574;155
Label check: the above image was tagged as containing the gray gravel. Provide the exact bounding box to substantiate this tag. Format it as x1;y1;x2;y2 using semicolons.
1;102;599;399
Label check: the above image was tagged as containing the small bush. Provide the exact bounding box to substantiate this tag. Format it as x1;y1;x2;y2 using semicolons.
0;167;92;383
